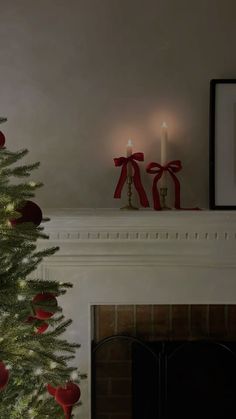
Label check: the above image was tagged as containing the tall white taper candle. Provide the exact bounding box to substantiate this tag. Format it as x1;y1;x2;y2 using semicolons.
160;122;168;188
126;139;133;178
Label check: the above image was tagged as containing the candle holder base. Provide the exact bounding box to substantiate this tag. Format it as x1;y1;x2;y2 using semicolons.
160;187;171;210
120;176;139;211
121;204;139;211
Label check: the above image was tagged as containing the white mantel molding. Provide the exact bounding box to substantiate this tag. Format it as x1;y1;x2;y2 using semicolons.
37;209;236;419
42;209;236;241
38;209;236;268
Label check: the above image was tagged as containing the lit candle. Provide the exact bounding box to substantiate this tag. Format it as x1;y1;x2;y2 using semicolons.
160;122;168;188
161;122;168;165
126;139;133;178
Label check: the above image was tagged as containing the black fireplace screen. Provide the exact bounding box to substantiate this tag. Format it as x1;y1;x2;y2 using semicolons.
92;336;236;419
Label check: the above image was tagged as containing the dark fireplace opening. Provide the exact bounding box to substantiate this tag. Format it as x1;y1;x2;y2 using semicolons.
132;340;236;419
92;305;236;419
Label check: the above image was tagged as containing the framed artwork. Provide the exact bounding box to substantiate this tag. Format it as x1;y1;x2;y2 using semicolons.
209;79;236;209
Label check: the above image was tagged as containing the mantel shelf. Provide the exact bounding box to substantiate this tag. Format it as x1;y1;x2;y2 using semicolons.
41;208;236;242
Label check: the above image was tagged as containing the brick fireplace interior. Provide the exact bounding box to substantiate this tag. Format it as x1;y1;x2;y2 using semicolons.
92;304;236;419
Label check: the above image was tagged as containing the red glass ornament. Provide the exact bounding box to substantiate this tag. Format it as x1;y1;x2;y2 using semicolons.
47;383;57;397
62;405;73;419
36;322;49;334
0;361;9;390
10;200;42;227
25;316;35;324
0;132;5;148
55;382;81;406
33;293;57;320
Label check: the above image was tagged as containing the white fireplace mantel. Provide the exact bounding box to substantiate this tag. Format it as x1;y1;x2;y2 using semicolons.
37;209;236;418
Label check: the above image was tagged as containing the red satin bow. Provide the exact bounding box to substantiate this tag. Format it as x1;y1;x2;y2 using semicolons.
114;152;149;207
146;160;182;210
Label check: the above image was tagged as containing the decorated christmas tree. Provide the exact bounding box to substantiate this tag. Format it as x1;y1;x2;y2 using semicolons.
0;118;83;418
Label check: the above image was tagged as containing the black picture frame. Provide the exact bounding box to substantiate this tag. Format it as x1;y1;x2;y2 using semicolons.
209;79;236;209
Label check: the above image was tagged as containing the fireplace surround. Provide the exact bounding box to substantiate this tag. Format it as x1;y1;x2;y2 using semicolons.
36;209;236;418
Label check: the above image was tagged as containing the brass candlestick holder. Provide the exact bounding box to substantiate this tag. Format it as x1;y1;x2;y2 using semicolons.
121;176;139;210
160;187;171;210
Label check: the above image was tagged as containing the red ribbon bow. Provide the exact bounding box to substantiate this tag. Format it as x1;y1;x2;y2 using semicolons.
146;160;182;210
114;152;149;207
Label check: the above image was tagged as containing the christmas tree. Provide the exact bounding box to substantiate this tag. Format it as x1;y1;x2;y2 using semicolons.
0;118;83;418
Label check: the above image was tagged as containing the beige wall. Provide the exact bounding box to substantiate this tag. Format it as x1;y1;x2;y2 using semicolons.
1;0;236;209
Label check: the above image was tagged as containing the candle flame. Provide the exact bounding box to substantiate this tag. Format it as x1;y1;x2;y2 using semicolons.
127;139;133;146
162;122;168;129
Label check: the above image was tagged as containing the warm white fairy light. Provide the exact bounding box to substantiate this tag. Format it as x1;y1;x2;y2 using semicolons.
28;408;36;418
0;337;4;343
18;279;27;288
70;371;79;380
22;257;29;264
29;181;36;187
5;203;14;212
34;368;43;376
28;350;34;356
14;314;19;319
17;294;26;301
49;361;57;369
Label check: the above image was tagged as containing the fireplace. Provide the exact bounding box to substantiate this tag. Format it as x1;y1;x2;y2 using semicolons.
92;304;236;419
37;209;236;418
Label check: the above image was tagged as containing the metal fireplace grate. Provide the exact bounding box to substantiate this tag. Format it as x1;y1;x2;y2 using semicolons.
92;336;236;419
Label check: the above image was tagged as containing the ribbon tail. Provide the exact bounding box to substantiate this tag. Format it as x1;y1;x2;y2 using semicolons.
114;164;127;199
132;162;149;207
168;171;181;209
152;175;162;210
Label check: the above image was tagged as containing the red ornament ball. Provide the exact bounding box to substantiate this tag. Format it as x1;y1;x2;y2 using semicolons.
0;132;5;148
10;200;42;227
47;383;57;397
0;361;9;391
25;316;35;324
36;322;49;334
33;293;57;320
55;382;81;406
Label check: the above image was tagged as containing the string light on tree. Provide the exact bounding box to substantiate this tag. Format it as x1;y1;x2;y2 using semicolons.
49;361;57;370
18;279;27;288
34;368;43;376
17;295;26;301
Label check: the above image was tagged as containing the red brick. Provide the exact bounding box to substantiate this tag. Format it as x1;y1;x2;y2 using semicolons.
136;305;152;338
228;305;236;338
209;305;226;337
117;306;135;335
96;361;131;379
95;345;110;362
96;306;116;341
171;305;189;339
153;305;169;339
190;305;208;338
95;379;109;396
109;415;132;419
109;340;132;361
96;396;132;414
110;379;132;396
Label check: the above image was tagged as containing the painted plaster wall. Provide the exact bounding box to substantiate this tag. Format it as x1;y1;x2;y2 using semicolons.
1;0;236;208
